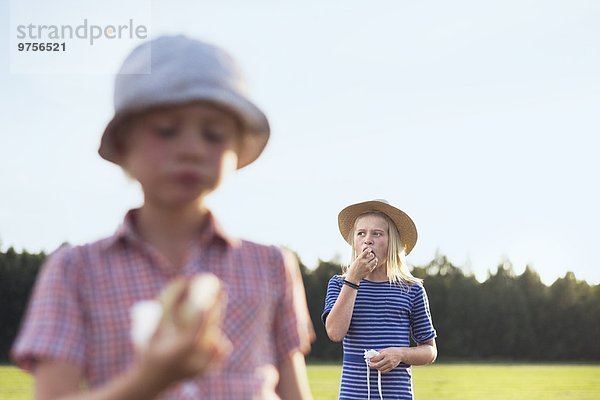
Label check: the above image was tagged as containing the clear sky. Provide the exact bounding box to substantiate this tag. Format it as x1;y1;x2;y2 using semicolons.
1;1;599;285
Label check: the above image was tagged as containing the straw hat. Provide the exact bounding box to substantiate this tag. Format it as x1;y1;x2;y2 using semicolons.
99;35;270;169
338;199;418;255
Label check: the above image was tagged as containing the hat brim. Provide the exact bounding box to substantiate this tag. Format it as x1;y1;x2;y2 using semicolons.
98;87;270;169
338;200;418;255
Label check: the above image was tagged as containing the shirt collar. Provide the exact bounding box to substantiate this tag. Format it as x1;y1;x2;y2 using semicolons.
103;208;239;250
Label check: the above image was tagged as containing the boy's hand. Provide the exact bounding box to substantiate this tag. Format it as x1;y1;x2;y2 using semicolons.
139;308;231;389
134;274;231;391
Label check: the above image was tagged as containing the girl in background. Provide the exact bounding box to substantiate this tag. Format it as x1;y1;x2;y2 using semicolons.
322;199;437;400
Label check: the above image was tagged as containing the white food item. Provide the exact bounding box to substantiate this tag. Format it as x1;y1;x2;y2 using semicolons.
129;273;223;351
185;274;221;313
130;300;163;350
364;349;380;360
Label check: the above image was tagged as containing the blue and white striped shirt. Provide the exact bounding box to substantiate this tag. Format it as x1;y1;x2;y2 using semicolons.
322;275;437;400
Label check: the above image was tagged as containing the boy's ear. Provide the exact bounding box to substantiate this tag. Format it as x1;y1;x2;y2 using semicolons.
110;117;136;165
235;132;245;157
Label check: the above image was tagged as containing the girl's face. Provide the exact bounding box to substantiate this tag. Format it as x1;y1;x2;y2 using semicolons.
122;102;241;208
353;214;389;267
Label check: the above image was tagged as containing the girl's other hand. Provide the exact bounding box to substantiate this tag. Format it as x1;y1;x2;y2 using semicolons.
368;347;403;373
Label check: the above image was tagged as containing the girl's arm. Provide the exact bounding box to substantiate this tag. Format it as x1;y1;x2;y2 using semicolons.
276;351;313;400
325;248;375;341
324;282;359;342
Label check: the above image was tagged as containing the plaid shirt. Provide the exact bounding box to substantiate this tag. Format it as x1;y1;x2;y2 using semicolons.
12;209;310;399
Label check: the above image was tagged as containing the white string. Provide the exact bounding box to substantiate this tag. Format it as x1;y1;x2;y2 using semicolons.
365;356;371;400
364;349;383;400
377;368;383;399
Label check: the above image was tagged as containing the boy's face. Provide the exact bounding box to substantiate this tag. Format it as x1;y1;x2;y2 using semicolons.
122;102;241;207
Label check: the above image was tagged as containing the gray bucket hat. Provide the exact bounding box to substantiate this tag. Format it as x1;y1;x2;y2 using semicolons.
99;35;270;169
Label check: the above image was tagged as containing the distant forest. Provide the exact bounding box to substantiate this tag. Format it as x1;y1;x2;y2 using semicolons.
1;247;598;363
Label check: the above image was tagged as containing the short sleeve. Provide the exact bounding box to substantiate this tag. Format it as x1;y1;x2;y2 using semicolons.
321;275;343;324
11;246;87;372
272;248;314;364
410;283;437;344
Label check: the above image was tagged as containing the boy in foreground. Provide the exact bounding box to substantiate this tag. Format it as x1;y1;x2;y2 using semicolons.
12;35;313;400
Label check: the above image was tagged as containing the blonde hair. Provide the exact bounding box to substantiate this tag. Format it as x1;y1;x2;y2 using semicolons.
343;211;422;286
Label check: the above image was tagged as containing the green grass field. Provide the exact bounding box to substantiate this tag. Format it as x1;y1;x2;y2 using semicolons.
2;363;599;399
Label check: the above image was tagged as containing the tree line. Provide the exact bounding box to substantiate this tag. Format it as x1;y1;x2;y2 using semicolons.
1;247;598;363
0;247;45;363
